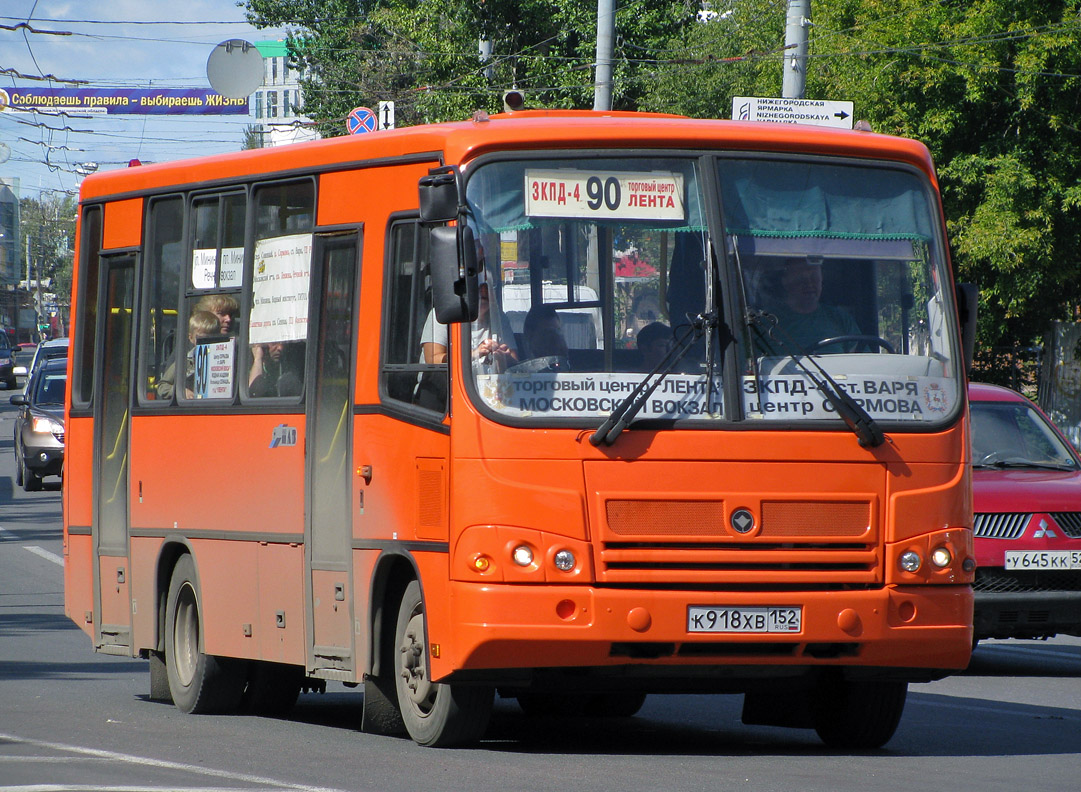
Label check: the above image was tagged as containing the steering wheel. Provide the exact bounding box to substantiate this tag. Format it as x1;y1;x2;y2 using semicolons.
506;355;565;374
806;335;896;354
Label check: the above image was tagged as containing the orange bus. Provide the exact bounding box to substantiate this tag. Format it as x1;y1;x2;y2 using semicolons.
64;110;976;749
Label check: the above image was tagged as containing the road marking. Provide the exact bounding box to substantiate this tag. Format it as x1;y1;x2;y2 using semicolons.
0;527;64;567
0;732;350;792
23;545;63;566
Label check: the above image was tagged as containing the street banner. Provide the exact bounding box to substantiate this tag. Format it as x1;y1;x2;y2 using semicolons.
0;87;248;115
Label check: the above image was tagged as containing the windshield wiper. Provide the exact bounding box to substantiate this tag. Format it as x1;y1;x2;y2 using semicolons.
975;459;1077;471
746;309;885;448
590;312;717;447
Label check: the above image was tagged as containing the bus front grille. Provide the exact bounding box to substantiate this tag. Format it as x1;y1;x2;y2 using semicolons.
598;498;880;585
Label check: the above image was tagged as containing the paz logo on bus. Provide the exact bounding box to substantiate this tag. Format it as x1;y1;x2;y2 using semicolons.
730;508;755;534
270;424;298;448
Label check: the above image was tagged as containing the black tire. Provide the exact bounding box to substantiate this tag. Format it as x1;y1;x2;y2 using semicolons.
164;554;246;714
14;451;22;486
22;459;41;492
241;661;304;716
394;580;493;746
811;675;907;750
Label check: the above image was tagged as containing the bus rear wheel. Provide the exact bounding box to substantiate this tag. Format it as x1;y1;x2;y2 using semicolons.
394;580;492;747
165;554;246;714
811;675;907;749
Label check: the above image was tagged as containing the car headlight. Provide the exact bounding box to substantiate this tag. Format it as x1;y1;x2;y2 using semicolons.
30;415;63;434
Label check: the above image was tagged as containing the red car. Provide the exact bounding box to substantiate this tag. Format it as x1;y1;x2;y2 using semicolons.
969;382;1081;641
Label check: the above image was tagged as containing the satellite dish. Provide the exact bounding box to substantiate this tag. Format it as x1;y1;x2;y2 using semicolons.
206;39;263;99
0;142;9;165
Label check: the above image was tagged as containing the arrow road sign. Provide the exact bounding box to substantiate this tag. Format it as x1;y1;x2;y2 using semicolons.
378;100;395;130
732;97;854;129
346;106;378;135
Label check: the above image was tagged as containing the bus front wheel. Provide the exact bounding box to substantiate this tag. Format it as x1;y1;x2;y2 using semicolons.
811;675;907;749
394;580;492;747
165;554;246;714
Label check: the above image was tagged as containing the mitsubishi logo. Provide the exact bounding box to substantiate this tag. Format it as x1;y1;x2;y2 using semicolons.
1033;518;1056;538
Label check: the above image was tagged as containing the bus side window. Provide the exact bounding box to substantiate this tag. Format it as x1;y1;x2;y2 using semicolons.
381;220;444;413
244;180;314;401
139;197;183;403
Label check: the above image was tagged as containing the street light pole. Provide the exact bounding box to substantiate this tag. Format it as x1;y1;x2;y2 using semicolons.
782;0;810;100
593;0;615;111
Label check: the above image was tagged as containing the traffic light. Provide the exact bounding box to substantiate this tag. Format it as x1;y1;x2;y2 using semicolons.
503;90;526;113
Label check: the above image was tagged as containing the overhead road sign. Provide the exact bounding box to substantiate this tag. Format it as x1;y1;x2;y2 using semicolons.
347;106;378;135
732;96;854;129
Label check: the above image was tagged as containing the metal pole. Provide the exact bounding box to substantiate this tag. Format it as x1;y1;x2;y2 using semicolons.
782;0;810;99
593;0;615;111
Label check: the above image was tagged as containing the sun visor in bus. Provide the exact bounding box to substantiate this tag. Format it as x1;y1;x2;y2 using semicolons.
730;234;926;261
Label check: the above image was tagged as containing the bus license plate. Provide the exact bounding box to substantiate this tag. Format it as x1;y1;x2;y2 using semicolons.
687;606;802;633
1004;550;1081;570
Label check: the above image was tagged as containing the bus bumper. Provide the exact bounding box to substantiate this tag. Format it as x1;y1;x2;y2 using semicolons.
440;582;973;679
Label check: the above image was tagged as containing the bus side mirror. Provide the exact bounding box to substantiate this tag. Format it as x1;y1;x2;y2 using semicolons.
430;225;480;324
418;170;460;223
420;166;479;324
956;282;978;377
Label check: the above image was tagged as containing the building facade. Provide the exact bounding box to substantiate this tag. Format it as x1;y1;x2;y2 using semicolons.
251;40;318;148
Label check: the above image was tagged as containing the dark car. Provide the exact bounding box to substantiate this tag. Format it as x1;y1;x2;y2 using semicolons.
0;332;15;389
13;337;69;380
10;357;67;491
969;382;1081;641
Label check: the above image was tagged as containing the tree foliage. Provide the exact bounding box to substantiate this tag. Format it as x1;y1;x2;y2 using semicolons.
20;193;76;304
645;0;1081;377
244;1;696;133
243;0;1081;374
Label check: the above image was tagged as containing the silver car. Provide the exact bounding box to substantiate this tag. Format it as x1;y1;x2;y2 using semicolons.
10;357;66;491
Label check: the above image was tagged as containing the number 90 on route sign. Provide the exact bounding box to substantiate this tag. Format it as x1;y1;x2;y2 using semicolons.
524;169;686;222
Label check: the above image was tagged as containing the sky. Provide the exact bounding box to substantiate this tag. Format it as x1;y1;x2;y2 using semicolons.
1;1;289;199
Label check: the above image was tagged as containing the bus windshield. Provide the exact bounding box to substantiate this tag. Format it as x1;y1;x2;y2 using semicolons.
463;153;960;429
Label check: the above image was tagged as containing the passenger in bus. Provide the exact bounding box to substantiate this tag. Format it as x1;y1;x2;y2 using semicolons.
249;340;304;397
421;282;518;372
636;321;674;371
758;256;861;356
156;310;221;400
518;304;572;371
195;293;239;336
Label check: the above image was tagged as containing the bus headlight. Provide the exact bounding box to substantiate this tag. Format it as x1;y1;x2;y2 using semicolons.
512;545;534;567
553;549;576;572
930;546;953;568
899;550;922;573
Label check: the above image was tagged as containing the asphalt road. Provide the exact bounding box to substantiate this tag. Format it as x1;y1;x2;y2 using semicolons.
1;353;1079;792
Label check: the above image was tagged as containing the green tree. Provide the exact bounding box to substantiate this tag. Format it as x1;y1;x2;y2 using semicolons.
243;1;696;134
20;193;76;305
642;1;1081;384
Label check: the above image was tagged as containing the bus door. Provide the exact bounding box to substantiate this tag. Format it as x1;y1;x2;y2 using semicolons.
93;255;136;654
305;232;359;678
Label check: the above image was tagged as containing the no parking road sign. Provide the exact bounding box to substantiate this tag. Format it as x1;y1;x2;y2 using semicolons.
346;106;378;135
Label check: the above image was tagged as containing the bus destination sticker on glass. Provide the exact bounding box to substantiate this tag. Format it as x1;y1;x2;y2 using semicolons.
525;170;685;221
